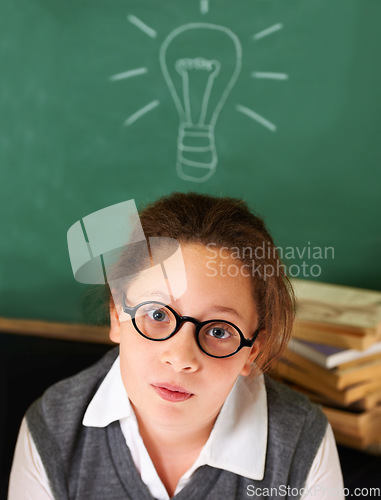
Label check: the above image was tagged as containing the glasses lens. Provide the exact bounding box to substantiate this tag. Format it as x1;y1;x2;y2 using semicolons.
199;321;241;357
135;302;176;339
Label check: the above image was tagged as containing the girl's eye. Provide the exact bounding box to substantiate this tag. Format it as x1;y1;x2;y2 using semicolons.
147;308;169;323
205;326;232;340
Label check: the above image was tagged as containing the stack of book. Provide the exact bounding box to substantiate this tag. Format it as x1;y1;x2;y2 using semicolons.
271;279;381;452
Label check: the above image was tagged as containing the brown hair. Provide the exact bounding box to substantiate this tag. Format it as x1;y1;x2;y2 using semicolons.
105;192;294;373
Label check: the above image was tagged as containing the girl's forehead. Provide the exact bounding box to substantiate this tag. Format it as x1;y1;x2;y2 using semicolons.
126;246;188;303
127;243;257;312
127;268;174;303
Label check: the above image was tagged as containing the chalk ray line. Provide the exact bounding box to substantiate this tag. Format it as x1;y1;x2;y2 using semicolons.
251;72;288;80
127;15;157;38
110;68;148;82
200;0;209;14
253;23;283;40
236;104;277;132
124;100;160;126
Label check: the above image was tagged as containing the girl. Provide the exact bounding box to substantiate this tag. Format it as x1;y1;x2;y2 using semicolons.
9;192;343;499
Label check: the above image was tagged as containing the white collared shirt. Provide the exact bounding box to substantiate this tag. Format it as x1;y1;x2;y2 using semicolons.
9;356;344;499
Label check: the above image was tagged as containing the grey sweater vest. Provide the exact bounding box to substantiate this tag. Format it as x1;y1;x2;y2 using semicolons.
26;348;327;500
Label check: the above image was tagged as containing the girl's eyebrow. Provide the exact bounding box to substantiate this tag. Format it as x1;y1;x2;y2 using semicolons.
137;289;172;302
130;291;243;320
208;305;243;321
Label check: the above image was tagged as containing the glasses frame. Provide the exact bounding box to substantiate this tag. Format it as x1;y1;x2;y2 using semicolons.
122;297;260;359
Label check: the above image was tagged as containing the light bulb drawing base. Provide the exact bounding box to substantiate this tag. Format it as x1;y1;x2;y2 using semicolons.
177;123;217;182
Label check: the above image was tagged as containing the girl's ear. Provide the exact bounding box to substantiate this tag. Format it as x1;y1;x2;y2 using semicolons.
109;302;121;344
240;332;264;377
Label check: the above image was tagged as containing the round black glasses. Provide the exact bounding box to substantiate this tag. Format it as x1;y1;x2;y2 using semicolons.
122;297;260;359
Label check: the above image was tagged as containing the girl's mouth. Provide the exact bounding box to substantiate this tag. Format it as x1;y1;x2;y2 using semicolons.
151;384;194;402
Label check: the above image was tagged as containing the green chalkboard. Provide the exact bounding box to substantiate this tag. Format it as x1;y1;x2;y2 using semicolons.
1;0;380;323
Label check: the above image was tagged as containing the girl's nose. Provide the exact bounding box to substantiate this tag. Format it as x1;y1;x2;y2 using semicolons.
160;322;201;373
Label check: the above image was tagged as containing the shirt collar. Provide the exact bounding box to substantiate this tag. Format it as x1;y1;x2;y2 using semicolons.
83;356;133;427
83;356;267;481
200;372;267;480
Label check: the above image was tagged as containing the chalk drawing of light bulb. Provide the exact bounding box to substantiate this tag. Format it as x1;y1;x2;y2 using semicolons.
160;23;242;183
